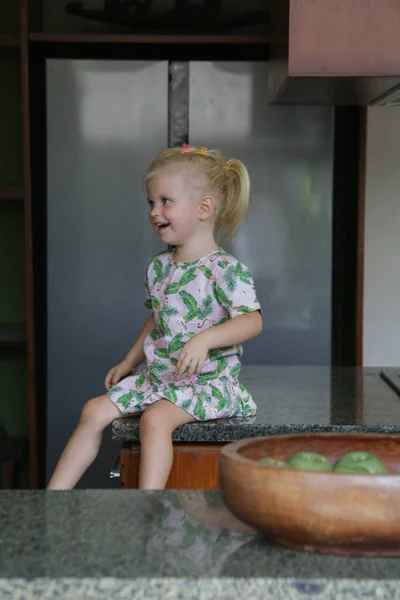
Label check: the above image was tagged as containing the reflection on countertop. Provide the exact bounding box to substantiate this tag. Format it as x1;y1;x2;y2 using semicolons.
1;489;400;599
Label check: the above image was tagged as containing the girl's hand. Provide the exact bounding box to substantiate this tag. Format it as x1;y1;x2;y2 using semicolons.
175;334;209;378
105;359;134;391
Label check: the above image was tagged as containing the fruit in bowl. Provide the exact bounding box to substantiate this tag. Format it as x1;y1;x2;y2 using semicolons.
218;433;400;555
287;451;332;472
333;451;387;474
257;457;290;469
257;450;388;474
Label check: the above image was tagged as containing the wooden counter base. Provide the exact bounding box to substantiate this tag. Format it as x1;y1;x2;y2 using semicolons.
120;443;222;489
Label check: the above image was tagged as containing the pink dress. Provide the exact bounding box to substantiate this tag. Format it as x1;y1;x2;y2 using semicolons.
107;248;261;421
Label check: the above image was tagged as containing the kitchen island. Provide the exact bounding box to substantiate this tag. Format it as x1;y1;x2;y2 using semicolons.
1;489;399;600
111;367;400;487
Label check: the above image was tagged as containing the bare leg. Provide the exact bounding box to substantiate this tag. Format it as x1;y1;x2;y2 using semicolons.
47;394;123;490
138;400;195;489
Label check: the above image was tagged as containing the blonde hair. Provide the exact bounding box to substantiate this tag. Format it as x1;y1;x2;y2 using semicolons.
144;146;250;241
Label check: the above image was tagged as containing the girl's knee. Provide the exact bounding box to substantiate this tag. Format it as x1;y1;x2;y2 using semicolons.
81;394;120;427
140;400;192;434
140;405;166;433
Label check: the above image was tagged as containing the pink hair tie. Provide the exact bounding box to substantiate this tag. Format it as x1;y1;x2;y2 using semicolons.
181;144;192;154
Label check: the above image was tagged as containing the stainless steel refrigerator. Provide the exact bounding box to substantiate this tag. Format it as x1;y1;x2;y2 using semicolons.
46;60;334;487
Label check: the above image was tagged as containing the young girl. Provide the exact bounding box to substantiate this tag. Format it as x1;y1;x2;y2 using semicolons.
48;145;262;490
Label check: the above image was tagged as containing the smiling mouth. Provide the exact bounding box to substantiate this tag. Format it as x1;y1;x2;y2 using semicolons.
155;222;170;231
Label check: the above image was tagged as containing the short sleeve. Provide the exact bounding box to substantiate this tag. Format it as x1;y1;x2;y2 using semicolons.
215;259;261;319
144;268;152;309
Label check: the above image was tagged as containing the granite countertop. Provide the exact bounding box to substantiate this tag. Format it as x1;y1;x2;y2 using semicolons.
1;489;400;600
112;366;400;442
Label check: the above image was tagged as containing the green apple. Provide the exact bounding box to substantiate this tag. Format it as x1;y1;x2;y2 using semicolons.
333;451;387;474
287;452;332;472
258;457;291;469
333;465;371;474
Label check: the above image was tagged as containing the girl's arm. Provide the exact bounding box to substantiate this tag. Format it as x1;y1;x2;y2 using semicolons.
124;313;155;369
201;311;262;350
105;314;155;390
175;311;262;377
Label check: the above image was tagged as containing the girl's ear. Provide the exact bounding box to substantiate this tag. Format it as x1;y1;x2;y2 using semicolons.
198;195;215;221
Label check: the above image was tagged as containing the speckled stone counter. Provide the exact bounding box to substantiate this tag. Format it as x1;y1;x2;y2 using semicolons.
1;490;400;600
112;366;400;442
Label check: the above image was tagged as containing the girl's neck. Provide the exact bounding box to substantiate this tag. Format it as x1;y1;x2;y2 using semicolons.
172;237;219;264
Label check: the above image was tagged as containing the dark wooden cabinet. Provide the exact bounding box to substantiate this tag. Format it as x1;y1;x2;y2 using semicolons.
269;0;400;105
120;443;222;489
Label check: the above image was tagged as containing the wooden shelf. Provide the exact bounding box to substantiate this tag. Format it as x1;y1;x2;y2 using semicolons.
0;323;26;349
29;32;273;45
0;34;20;49
0;186;24;200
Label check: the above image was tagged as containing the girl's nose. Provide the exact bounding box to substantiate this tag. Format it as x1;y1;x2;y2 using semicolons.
150;204;160;218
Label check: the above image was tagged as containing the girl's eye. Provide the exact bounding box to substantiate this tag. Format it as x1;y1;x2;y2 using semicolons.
162;198;171;205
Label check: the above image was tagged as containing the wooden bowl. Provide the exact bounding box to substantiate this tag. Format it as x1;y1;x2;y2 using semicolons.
218;433;400;556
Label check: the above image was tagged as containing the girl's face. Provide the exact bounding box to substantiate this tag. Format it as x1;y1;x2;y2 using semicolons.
146;170;202;246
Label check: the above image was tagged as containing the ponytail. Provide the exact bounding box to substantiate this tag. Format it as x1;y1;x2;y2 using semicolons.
215;158;250;241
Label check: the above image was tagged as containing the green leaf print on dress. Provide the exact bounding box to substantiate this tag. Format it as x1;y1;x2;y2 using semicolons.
217;357;228;373
158;305;179;337
196;391;212;404
149;327;163;341
168;333;185;354
136;373;146;388
198;296;213;320
197;370;219;385
161;305;179;318
151;296;161;309
149;359;169;374
232;395;242;416
164;389;178;403
181;399;193;411
212;281;232;308
223;384;232;409
165;267;196;295
236;306;256;314
180;291;214;324
230;363;241;378
117;390;144;410
179;267;197;287
154;259;172;284
224;266;237;293
194;397;207;420
154;348;169;359
180;290;198;313
198;265;213;280
164;282;180;295
211;385;227;412
149;372;163;385
159;312;172;336
184;309;199;324
235;261;252;284
108;385;122;395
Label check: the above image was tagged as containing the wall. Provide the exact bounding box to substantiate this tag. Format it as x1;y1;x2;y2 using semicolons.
363;107;400;366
